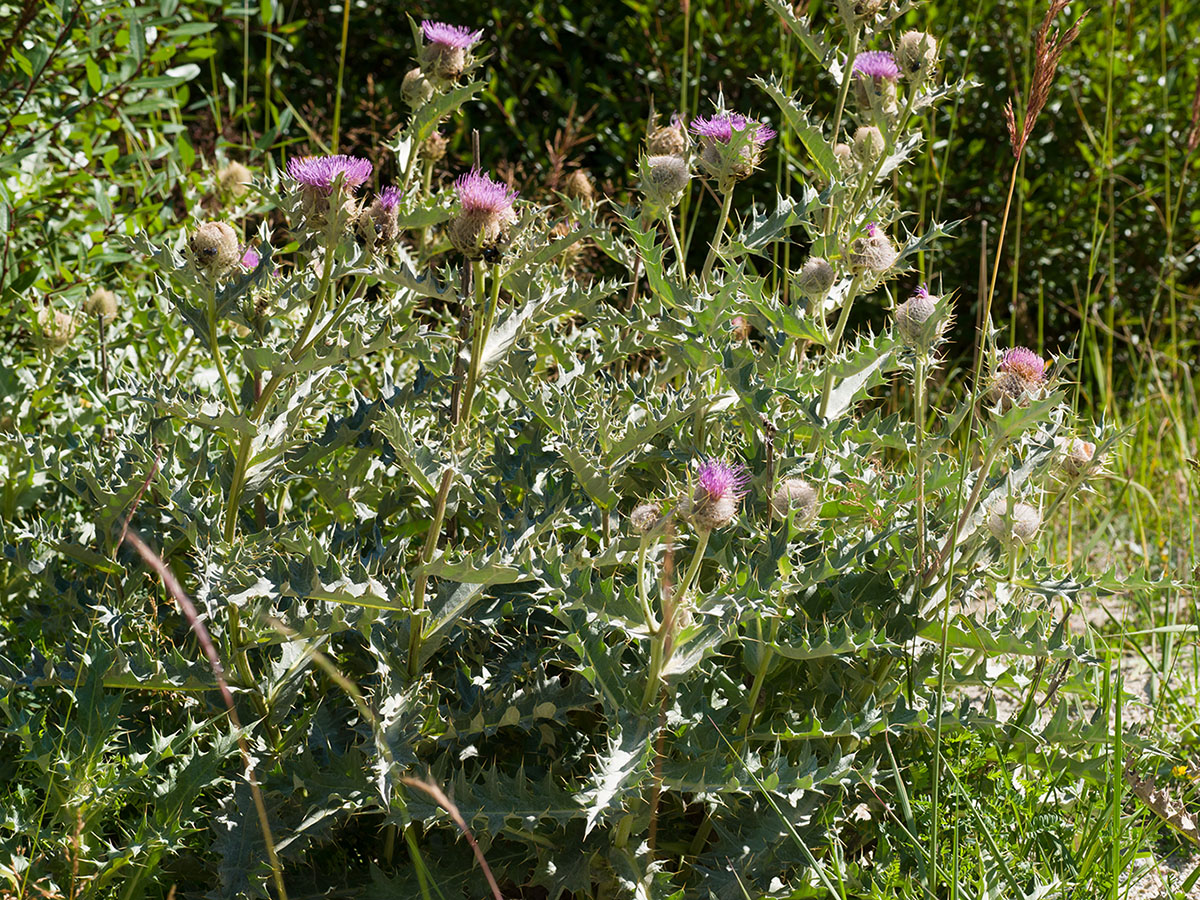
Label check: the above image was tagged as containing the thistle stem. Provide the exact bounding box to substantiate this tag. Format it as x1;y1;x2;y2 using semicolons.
914;354;929;576
817;273;863;421
829;29;859;155
642;528;710;710
664;210;687;278
207;289;236;407
406;466;454;679
459;260;500;431
699;188;735;283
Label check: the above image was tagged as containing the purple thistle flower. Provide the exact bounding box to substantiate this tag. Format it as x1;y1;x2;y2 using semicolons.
866;222;880;238
998;347;1048;384
690;113;775;146
696;457;749;502
454;168;518;214
286;154;373;196
853;50;901;80
378;185;401;212
912;284;930;300
421;20;483;48
241;247;260;269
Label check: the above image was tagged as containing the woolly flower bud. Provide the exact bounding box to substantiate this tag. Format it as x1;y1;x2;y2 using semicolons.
448;168;518;259
84;288;118;324
361;186;401;246
422;131;448;164
218;161;251;198
796;256;836;298
893;285;945;351
771;478;818;524
987;501;1041;544
852;126;885;164
402;67;435;107
847;223;897;273
989;346;1049;410
630;502;662;534
691;457;749;531
189;222;241;278
419;20;483;81
852;0;884;18
647;115;688;157
731;315;752;341
37;307;76;351
641;154;691;211
897;31;938;82
1060;437;1097;477
691;112;775;189
562;169;595;206
833;142;856;173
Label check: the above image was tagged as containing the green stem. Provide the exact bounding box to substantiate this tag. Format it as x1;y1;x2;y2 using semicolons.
817;273;863;421
459;261;500;430
642;528;711;709
914;354;928;576
407;467;454;678
292;218;340;359
829;28;859;154
740;618;778;737
699;188;735;283
664;210;687;278
638;537;659;632
208;289;236;406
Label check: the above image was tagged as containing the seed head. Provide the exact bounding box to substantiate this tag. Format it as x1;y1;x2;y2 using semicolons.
852;0;884;18
563;169;595;205
218;161;252;198
630;502;662;534
1060;437;1097;477
448;168;518;259
641;154;691;211
84;288;118;323
402;67;436;107
852;125;885;164
691;457;749;531
847;223;897;273
771;478;818;524
896;31;938;82
647;114;688;156
37;307;76;351
893;285;946;351
286;154;373;197
419;20;483;81
796;256;836;298
987;501;1042;544
189;222;241;278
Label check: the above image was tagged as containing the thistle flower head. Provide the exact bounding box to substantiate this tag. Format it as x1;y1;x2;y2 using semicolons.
423;131;448;162
562;169;595;205
897;31;939;82
37;307;76;351
771;478;819;524
241;247;260;269
421;20;483;48
218;161;251;198
692;457;749;531
402;67;435;107
894;284;947;351
630;502;663;534
998;347;1048;384
1060;437;1097;477
987;500;1042;544
286;155;373;196
419;20;482;80
852;125;885;164
641;154;691;212
378;185;401;212
848;223;897;273
83;288;118;323
853;50;901;81
647;114;688;156
691;112;775;190
690;113;775;146
449;168;519;258
189;222;241;278
796;256;836;298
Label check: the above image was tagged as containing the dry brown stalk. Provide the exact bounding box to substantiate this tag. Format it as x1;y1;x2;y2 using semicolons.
1186;71;1200;154
1004;0;1088;157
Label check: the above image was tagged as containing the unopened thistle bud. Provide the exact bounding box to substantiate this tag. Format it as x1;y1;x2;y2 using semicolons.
771;478;818;524
647;115;688;156
448;168;519;259
852;126;885;164
37;307;76;351
423;131;448;163
189;222;241;278
691;112;775;191
641;155;691;212
402;67;436;107
796;256;836;298
989;346;1049;410
987;500;1041;544
361;186;401;246
84;288;118;324
1060;437;1097;477
833;142;856;173
562;169;595;206
418;20;483;82
893;285;946;351
852;0;884;18
691;457;750;531
847;223;897;273
896;31;938;83
218;161;252;198
730;315;752;341
630;502;662;534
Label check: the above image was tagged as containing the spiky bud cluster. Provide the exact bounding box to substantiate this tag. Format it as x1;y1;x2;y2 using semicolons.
893;285;946;352
847;223;897;273
691;457;749;530
418;20;483;82
448;168;519;259
796;256;836;298
989;347;1049;410
771;478;818;524
1060;438;1097;477
897;31;938;83
218;161;251;198
630;502;662;534
37;308;76;351
84;288;118;324
852;126;885;164
647;115;688;157
691;113;775;191
987;501;1042;544
402;68;436;107
641;155;691;212
189;222;241;278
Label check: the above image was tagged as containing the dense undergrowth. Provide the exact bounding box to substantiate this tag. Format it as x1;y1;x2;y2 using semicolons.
1;0;1198;898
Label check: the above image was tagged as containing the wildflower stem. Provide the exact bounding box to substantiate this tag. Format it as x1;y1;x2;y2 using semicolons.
460;260;500;430
740;617;778;738
637;537;659;632
830;29;859;152
207;290;236;407
406;466;454;679
699;188;734;283
664;210;687;278
293;216;341;359
914;354;929;574
642;527;710;709
817;273;863;421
